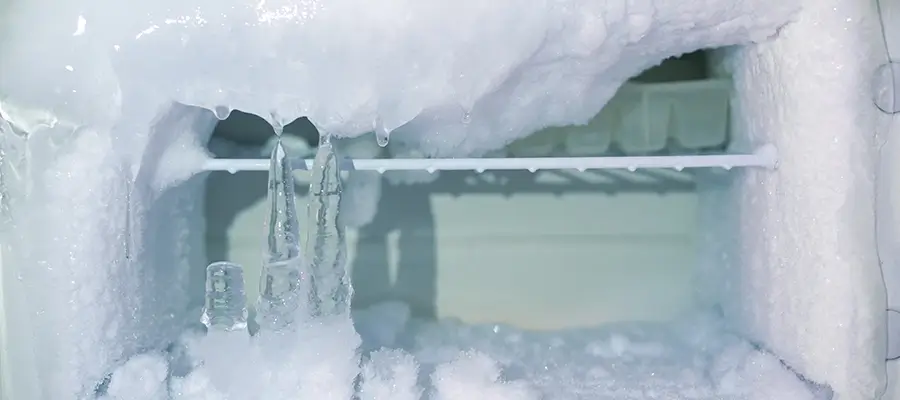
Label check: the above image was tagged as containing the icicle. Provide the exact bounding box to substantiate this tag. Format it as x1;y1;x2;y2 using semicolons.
255;138;307;331
255;245;305;331
374;117;391;147
201;262;249;333
213;106;231;120
305;132;352;316
270;112;284;136
263;139;301;261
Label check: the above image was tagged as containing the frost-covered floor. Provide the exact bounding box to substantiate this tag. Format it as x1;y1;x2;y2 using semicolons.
101;302;828;400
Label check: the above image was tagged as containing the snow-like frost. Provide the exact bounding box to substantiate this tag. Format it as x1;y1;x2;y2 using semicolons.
0;0;798;158
0;0;803;398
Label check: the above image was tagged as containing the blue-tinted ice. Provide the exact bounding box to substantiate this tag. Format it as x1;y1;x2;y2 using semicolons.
256;251;305;331
255;138;307;331
201;262;248;332
264;139;302;261
305;134;352;316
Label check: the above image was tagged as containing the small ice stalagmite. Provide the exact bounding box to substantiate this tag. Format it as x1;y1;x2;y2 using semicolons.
201;262;248;332
255;138;307;331
305;133;353;316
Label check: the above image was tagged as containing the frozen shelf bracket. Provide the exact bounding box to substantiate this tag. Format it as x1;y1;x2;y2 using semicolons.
203;144;778;174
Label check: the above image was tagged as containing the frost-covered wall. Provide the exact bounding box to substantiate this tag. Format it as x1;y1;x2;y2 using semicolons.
0;105;214;399
874;0;900;393
0;0;802;398
697;1;890;398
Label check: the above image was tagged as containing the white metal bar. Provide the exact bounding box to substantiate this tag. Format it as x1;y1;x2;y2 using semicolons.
203;144;777;174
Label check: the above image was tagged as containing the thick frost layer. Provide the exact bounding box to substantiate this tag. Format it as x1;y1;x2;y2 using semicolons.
1;0;797;158
0;105;216;399
111;302;824;400
697;0;890;398
170;316;361;400
0;0;803;397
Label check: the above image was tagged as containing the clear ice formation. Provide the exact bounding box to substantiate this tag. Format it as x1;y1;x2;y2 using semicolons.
263;139;302;261
201;262;248;332
255;249;305;331
305;134;353;317
373;117;391;148
255;138;307;331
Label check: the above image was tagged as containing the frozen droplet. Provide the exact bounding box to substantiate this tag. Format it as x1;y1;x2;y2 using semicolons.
213;106;231;120
674;166;684;171
373;118;391;147
627;166;637;172
475;168;485;173
576;167;586;172
376;131;390;147
227;168;238;175
426;167;437;174
462;111;472;124
722;165;733;171
201;262;248;332
376;168;386;174
528;167;538;173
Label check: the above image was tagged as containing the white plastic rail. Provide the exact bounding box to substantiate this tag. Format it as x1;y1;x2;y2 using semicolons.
203;144;777;174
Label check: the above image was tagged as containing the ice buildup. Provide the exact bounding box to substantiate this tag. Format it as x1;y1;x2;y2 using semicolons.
0;0;799;158
0;0;812;398
201;261;249;333
256;139;308;331
358;349;422;400
373;117;391;148
305;133;352;317
255;247;306;331
264;139;302;261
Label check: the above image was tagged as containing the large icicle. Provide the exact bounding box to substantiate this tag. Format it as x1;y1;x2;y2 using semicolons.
263;139;301;261
255;139;307;331
305;133;352;316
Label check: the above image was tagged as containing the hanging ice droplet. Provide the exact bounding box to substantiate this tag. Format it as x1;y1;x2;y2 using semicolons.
374;117;391;147
305;132;353;317
376;131;389;147
462;111;472;124
201;262;248;333
213;106;231;120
